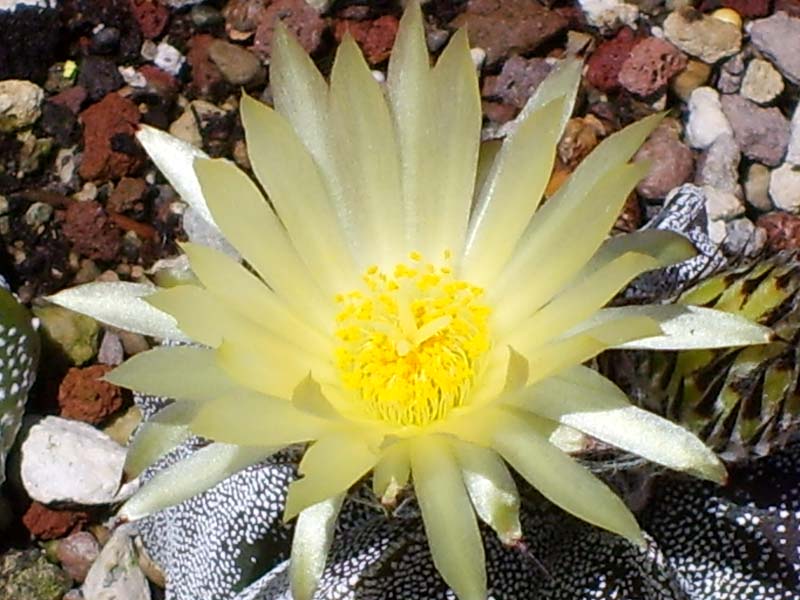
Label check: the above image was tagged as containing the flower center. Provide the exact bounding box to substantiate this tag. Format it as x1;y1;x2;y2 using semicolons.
334;252;491;427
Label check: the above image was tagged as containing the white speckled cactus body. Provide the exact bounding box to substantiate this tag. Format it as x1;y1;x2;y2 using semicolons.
0;287;39;489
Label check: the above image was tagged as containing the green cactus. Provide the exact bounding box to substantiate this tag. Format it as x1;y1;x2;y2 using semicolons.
0;287;40;491
605;251;800;461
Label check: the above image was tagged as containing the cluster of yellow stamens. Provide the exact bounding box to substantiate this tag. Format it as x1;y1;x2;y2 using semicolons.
334;252;491;427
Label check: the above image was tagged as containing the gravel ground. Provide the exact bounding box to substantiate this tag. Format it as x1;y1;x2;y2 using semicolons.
0;0;799;598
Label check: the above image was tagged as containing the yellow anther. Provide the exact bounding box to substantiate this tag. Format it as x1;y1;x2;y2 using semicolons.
334;252;491;427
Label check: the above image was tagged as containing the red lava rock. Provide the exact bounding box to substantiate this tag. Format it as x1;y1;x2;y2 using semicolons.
756;211;800;251
187;34;226;98
634;119;694;199
586;27;639;92
22;502;89;541
618;37;687;97
482;56;552;110
333;15;399;64
482;100;517;124
129;0;169;39
108;177;147;213
138;65;179;98
78;93;142;181
253;0;327;60
62;201;123;262
58;364;125;424
56;531;100;583
50;86;88;114
450;0;567;66
224;0;265;36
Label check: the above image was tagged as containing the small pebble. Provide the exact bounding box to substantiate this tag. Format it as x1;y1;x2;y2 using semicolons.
153;41;185;77
740;58;784;104
20;416;131;505
717;53;745;94
24;201;53;227
634;119;694;199
208;39;264;86
711;7;742;28
720;94;790;166
82;528;152;600
744;163;773;211
785;102;800;165
671;59;711;100
618;37;687;97
0;79;43;132
191;4;224;28
769;163;800;213
56;532;100;583
696;133;740;195
748;11;800;84
663;7;741;64
685;87;733;149
757;210;800;250
703;186;744;221
724;217;766;256
578;0;639;32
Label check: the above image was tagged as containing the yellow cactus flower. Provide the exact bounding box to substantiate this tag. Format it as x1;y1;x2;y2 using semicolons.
48;4;770;599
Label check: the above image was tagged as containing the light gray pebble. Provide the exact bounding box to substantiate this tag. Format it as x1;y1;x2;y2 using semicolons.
768;162;800;213
740;58;784;105
720;94;790;167
686;87;733;149
748;11;800;85
785;101;800;165
717;54;745;94
0;80;44;133
663;7;741;64
723;218;766;256
23;202;53;227
695;133;740;195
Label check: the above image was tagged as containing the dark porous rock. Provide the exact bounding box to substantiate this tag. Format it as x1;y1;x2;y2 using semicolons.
757;211;800;251
21;502;90;541
58;364;125;425
333;15;400;65
130;0;170;39
749;11;800;84
62;200;123;262
78;56;124;102
586;27;639;92
90;25;121;54
450;0;568;67
49;86;88;115
78;93;143;181
720;94;790;167
619;37;688;97
634;119;694;199
187;34;228;99
108;177;148;213
482;56;552;110
253;0;327;60
0;5;60;82
40;101;80;147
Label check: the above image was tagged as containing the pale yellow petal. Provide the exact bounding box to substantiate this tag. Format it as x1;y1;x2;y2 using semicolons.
124;401;199;477
329;34;404;265
284;431;378;521
105;346;238;401
372;440;411;503
291;374;343;420
491;408;643;545
290;493;345;600
427;28;481;258
491;161;650;334
509;368;727;482
387;1;433;250
573;229;696;287
194;157;331;330
190;389;326;446
120;443;275;520
463;97;564;285
584;305;772;350
452;439;521;545
240;95;358;294
410;435;486;600
145;285;233;347
501;252;661;350
182;242;332;350
522;315;662;384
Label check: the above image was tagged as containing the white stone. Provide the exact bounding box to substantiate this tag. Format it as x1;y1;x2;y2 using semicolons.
20;416;134;505
0;0;54;10
723;218;767;256
578;0;638;32
740;58;785;104
769;162;800;213
83;526;151;600
686;87;734;150
0;80;44;133
153;42;185;77
703;185;744;221
786;102;800;166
